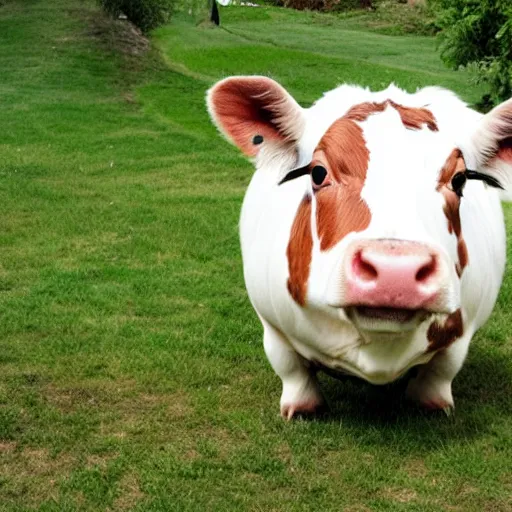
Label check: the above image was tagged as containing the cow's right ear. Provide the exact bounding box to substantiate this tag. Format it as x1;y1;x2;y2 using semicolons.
207;76;305;157
465;97;512;196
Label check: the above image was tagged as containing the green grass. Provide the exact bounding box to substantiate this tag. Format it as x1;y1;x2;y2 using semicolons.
0;1;511;510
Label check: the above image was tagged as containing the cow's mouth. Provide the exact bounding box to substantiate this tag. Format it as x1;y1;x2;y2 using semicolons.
356;306;418;322
348;306;429;332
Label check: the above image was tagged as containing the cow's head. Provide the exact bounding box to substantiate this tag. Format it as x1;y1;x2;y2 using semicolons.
208;76;512;339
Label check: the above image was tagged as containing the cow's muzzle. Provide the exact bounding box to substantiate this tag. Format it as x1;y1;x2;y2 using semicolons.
339;239;453;331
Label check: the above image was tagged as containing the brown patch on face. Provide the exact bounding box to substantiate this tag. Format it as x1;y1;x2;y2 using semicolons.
345;102;386;122
437;149;465;190
316;186;372;251
287;195;313;306
345;100;438;131
457;239;469;276
437;149;469;275
317;118;369;182
388;100;438;131
427;309;463;352
315;118;372;250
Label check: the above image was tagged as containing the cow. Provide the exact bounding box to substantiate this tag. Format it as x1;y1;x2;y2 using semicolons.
207;76;512;419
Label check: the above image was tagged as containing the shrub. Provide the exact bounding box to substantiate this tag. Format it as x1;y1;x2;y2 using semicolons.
432;0;512;105
282;0;369;12
283;0;322;10
98;0;174;33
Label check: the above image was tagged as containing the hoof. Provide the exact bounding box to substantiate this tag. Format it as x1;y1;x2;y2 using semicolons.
280;399;326;421
406;374;454;415
420;399;455;416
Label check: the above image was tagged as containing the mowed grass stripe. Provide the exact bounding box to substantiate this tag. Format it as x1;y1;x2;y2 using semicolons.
153;10;485;106
0;0;511;510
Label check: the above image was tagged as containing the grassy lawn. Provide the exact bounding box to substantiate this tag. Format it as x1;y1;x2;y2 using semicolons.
1;0;511;510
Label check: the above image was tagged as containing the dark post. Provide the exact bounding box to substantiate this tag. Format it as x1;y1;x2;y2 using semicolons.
211;0;220;25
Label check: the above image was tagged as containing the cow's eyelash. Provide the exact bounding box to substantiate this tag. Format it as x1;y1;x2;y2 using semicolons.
279;166;504;191
279;163;331;187
464;170;503;190
278;165;310;185
447;169;504;197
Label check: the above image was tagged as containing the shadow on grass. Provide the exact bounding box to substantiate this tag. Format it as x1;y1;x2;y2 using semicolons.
312;343;512;451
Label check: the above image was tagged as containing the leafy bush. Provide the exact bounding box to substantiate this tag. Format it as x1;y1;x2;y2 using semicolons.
283;0;322;10
433;0;512;105
281;0;369;12
98;0;174;33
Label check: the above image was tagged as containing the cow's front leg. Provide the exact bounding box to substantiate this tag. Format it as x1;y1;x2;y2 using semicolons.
262;320;325;420
406;333;472;413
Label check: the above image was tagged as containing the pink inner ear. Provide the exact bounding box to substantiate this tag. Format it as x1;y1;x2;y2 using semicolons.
497;137;512;163
210;78;288;156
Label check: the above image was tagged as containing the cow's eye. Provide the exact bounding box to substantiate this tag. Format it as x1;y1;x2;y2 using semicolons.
311;165;328;187
451;172;467;197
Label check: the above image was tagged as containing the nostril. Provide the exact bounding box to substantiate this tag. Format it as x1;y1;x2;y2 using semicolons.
352;250;378;282
415;256;437;283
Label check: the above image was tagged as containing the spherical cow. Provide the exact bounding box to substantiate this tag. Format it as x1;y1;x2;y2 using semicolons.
207;76;512;419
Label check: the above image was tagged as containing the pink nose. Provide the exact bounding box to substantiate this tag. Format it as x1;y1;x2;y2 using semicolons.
344;240;441;310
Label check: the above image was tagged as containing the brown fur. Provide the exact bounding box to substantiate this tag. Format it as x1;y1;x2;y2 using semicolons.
287;195;313;306
315;118;372;251
437;149;469;275
344;102;386;122
427;309;463;351
388;100;439;132
286;118;372;305
345;100;438;132
210;77;303;156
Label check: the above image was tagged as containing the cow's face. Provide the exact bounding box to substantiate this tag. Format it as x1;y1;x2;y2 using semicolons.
284;105;468;334
208;77;512;336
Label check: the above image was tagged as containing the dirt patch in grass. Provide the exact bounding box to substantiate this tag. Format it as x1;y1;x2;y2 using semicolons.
173;424;253;463
456;483;478;498
0;441;17;453
20;448;75;476
69;3;167;97
113;473;145;510
44;381;131;413
103;389;194;441
43;381;193;425
88;11;149;57
0;447;77;507
86;452;120;469
402;458;429;478
342;0;438;36
275;442;293;464
381;486;418;503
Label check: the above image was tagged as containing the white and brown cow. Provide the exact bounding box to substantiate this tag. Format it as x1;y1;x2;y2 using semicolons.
207;76;512;419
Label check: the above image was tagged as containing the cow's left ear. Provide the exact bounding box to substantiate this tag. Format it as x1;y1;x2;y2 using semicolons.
467;97;512;196
207;76;305;157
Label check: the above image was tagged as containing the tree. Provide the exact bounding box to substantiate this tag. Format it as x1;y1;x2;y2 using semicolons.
433;0;512;106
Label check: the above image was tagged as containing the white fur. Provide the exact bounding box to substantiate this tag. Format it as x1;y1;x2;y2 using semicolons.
208;78;510;417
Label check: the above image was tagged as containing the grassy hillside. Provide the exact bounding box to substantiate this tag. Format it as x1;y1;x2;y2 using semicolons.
0;1;511;510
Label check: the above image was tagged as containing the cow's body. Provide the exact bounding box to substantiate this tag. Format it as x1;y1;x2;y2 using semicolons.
208;78;512;418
